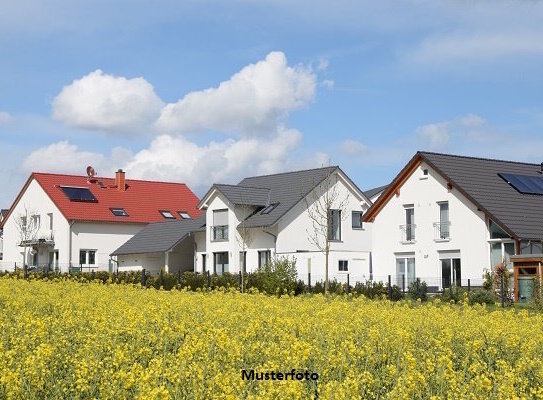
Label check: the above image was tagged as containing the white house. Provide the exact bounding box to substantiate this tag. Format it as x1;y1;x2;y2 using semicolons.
0;168;200;272
113;166;373;284
0;209;8;260
364;151;543;298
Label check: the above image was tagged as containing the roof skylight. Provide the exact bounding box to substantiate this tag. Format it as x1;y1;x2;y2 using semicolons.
111;208;128;217
160;210;175;219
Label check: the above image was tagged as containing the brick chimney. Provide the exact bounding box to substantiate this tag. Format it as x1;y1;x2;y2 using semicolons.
115;169;126;191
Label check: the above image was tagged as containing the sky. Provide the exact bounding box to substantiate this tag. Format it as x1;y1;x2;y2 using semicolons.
2;0;543;207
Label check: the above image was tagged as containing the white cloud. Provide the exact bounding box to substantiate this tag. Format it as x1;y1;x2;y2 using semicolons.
322;79;335;90
52;70;164;134
416;121;451;149
156;51;316;136
0;111;12;124
411;31;543;66
339;139;367;157
317;58;329;71
125;128;302;188
21;141;131;176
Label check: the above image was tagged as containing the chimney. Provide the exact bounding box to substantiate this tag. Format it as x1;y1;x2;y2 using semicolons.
115;169;126;191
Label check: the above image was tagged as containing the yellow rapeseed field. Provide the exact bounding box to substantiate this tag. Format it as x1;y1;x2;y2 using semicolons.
0;276;542;399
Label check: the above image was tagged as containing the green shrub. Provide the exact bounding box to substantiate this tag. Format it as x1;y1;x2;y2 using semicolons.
246;256;297;295
440;286;466;303
353;280;387;299
469;289;495;305
408;279;428;302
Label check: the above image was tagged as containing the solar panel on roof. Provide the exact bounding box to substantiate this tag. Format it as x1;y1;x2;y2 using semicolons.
498;173;543;195
60;186;97;202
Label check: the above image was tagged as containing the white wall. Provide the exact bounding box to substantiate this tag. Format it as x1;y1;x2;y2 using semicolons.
72;222;146;272
1;178;69;271
0;177;148;273
370;162;490;289
118;252;164;274
276;173;372;283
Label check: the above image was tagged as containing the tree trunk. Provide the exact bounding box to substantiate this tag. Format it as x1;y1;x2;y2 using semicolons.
325;243;329;295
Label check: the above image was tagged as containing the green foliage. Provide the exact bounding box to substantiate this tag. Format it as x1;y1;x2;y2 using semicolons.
180;271;208;291
353;280;387;299
246;256;298;295
440;286;466;303
389;285;404;301
407;279;428;302
469;289;495;305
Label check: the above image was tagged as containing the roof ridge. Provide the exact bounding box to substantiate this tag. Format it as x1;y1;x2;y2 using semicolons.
419;151;541;167
239;165;338;181
32;172;189;186
214;183;270;190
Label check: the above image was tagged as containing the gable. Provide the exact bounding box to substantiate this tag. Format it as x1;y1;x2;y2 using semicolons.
364;151;543;240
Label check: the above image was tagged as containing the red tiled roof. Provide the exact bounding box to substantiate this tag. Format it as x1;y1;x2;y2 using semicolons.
3;172;201;225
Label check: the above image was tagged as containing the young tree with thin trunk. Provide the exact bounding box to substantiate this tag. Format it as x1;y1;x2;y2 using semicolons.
15;205;40;268
304;165;349;295
235;200;255;293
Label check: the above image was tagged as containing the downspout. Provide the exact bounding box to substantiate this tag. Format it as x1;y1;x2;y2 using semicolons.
263;229;277;258
68;220;75;273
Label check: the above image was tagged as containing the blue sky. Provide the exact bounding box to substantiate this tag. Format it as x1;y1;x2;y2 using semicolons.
2;1;543;206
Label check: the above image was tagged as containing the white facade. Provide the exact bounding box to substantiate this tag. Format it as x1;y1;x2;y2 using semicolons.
195;171;372;285
370;161;516;290
1;178;145;272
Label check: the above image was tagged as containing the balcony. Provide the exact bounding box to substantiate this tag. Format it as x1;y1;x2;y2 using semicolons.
399;224;416;243
211;225;229;241
433;221;451;241
19;229;55;247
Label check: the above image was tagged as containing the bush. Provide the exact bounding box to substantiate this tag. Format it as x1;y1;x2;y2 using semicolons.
389;285;404;301
246;256;297;295
353;280;387;299
469;289;495;305
180;272;207;291
440;286;466;303
408;279;428;302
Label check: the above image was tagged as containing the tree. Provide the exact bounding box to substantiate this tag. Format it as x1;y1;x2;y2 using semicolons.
235;198;255;293
15;205;40;268
303;165;349;294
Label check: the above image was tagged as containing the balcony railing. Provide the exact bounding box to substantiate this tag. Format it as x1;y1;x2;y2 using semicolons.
399;224;416;243
211;225;229;241
433;221;451;240
19;229;55;246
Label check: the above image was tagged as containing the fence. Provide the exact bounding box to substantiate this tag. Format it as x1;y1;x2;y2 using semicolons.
0;260;112;275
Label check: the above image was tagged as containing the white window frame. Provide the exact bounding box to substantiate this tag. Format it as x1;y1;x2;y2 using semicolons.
338;260;348;272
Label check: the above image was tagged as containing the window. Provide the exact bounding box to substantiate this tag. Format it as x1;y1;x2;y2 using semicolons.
396;256;415;289
441;258;461;288
47;213;53;230
435;202;450;240
489;220;510;239
338;260;348;272
79;250;97;266
260;203;278;215
202;254;207;273
239;251;247;273
111;208;128;217
31;215;40;229
88;251;96;265
212;209;229;241
60;186;97;202
328;209;341;241
258;250;271;268
79;250;86;265
352;211;363;229
401;205;415;242
490;241;515;269
178;211;191;219
423;169;428;176
160;210;175;219
214;252;229;275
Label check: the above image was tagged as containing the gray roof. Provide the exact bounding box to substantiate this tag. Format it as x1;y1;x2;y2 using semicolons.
421;152;543;240
202;184;271;207
111;215;206;256
237;166;368;228
364;184;388;199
